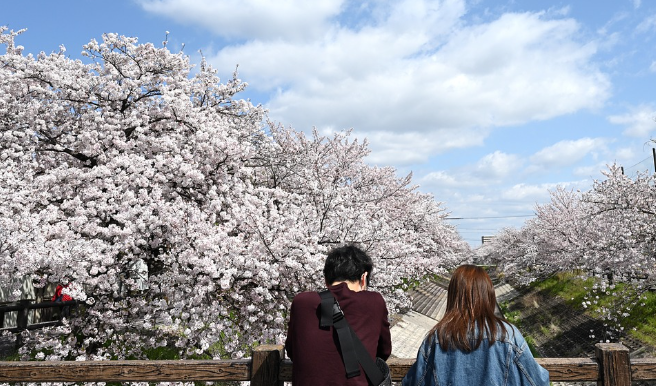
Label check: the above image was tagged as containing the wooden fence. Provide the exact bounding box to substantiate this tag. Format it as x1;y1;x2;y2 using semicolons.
0;299;79;332
1;343;655;385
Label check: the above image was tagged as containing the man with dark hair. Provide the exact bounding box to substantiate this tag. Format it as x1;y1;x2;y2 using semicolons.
285;245;392;386
323;245;373;288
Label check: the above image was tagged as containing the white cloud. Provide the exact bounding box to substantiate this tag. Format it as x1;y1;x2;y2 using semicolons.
573;165;603;178
418;150;521;192
141;0;611;165
608;104;656;137
530;138;609;168
364;127;488;165
614;147;637;161
472;151;522;179
635;0;642;9
571;147;638;178
501;183;556;201
420;170;470;188
501;180;589;201
636;14;656;34
138;0;343;41
597;11;628;38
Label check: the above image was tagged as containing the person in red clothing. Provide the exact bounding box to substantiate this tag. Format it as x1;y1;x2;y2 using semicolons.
52;283;73;303
285;245;392;386
52;283;74;317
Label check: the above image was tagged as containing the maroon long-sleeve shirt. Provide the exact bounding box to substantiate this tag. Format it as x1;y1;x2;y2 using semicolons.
285;282;392;386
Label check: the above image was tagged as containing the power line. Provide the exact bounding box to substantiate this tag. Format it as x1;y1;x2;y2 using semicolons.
455;228;500;231
456;231;502;233
445;215;535;220
627;156;652;169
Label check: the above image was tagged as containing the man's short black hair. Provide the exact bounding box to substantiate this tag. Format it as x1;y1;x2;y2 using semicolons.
323;245;373;286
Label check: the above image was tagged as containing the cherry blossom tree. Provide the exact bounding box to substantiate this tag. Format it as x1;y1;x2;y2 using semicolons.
479;164;656;341
0;27;468;361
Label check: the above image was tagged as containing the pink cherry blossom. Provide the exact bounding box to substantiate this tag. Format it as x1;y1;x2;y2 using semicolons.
0;27;469;360
479;163;656;341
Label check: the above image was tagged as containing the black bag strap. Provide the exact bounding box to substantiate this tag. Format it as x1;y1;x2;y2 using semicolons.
318;290;385;385
319;291;335;328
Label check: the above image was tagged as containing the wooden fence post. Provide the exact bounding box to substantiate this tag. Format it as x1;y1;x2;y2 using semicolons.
15;300;32;348
251;344;284;386
596;342;630;386
16;301;30;331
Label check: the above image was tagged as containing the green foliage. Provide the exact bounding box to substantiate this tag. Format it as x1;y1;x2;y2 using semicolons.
533;271;656;347
499;300;542;357
397;273;449;292
531;271;594;310
499;301;521;327
620;288;656;346
397;276;423;291
524;335;540;357
141;345;181;360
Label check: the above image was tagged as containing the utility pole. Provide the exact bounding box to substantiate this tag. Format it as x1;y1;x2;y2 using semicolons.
653;148;655;174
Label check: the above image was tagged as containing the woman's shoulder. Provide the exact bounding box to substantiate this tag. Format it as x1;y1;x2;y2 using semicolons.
500;320;518;331
499;321;526;344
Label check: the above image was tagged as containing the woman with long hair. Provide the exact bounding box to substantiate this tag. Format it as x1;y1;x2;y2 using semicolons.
402;265;549;386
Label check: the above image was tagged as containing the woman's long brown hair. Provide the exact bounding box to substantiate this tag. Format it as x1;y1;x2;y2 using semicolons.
428;265;507;352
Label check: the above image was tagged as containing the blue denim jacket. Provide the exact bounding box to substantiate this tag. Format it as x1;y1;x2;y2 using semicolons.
402;322;550;386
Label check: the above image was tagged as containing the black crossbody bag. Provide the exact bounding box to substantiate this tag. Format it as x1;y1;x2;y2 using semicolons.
318;290;392;386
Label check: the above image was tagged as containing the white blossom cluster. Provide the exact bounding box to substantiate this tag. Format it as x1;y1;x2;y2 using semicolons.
0;27;469;361
477;163;656;341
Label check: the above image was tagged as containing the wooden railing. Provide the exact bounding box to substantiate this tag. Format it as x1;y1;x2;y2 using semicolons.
0;343;655;385
0;299;79;332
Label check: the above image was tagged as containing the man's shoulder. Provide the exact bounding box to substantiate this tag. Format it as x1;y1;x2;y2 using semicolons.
292;291;321;304
355;288;385;301
292;288;386;305
360;290;386;303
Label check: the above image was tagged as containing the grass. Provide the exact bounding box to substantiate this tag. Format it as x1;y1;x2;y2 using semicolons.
531;271;656;347
621;288;656;346
498;301;542;356
499;301;521;326
524;335;540;357
530;270;594;310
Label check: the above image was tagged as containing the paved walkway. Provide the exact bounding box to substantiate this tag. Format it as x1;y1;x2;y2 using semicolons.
389;310;437;358
390;279;519;358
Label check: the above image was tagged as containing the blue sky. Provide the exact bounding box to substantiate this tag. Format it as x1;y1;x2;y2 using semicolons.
4;0;656;246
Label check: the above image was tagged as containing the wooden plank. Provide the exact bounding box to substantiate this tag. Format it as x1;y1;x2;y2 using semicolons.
279;355;655;383
284;357;599;382
388;357;599;382
251;344;283;386
388;358;416;381
0;359;251;382
537;357;599;381
596;343;631;386
1;353;655;383
630;357;656;380
281;357;415;382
